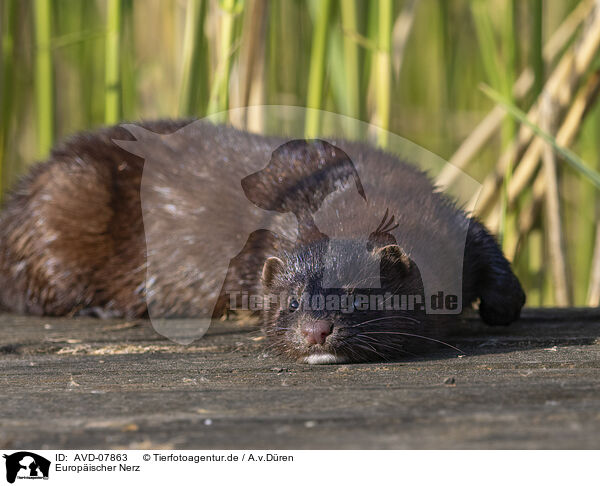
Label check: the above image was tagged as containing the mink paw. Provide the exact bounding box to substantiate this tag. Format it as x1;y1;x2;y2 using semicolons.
478;276;526;327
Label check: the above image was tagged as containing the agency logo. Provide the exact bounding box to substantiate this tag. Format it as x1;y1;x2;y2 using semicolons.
3;452;50;483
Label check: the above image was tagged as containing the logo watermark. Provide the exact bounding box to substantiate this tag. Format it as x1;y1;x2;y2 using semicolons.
227;291;459;313
3;452;51;483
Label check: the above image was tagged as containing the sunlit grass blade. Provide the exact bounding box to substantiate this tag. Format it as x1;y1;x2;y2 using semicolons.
179;0;208;116
34;0;54;158
340;0;360;123
104;0;122;124
328;21;347;115
374;0;392;146
480;83;600;189
120;0;137;120
51;29;107;49
588;222;600;305
531;0;544;98
0;0;17;197
438;1;455;112
498;0;518;250
470;0;509;97
576;109;600;304
470;0;515;245
207;0;243;120
305;0;332;137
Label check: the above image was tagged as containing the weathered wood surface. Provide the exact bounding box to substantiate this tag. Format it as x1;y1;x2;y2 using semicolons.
1;309;599;449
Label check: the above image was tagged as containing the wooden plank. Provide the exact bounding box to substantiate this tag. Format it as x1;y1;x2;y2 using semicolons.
0;310;599;449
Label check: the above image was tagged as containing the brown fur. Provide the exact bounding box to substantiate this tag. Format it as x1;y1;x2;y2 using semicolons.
0;121;188;316
0;120;525;362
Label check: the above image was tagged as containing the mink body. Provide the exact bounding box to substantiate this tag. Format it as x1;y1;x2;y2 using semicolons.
0;120;525;362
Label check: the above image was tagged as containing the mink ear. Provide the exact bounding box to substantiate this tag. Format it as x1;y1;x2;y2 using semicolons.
375;244;412;277
262;257;285;288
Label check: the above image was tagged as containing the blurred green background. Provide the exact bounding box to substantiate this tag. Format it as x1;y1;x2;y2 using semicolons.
1;0;600;307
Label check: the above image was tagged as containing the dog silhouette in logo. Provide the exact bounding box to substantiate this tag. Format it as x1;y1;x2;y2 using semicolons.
3;452;50;483
241;139;367;244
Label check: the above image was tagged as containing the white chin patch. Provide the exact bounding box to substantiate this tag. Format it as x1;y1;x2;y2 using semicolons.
303;353;345;365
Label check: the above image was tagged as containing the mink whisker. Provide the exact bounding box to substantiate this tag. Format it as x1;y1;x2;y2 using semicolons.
349;314;421;327
359;331;464;354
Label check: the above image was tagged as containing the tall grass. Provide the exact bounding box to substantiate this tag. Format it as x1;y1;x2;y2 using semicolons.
304;0;332;137
0;0;16;194
206;0;242;119
33;0;53;158
374;0;392;147
1;0;599;307
339;0;360;124
104;0;122;123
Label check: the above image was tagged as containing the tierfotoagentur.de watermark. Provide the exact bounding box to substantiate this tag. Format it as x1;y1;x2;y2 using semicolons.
227;290;459;313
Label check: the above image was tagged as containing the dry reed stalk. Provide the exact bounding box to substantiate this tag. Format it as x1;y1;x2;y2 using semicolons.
238;0;267;112
391;0;418;79
539;93;571;305
245;21;267;133
436;0;594;189
587;225;600;305
507;71;600;206
374;0;393;147
505;173;546;261
501;71;600;260
471;3;600;217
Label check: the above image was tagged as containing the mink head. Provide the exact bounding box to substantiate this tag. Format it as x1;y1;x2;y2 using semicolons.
261;238;428;363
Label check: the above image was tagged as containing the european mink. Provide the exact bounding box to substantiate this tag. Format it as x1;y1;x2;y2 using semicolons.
0;119;525;363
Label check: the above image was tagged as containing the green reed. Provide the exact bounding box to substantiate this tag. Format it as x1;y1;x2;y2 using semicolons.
1;0;599;307
33;0;53;158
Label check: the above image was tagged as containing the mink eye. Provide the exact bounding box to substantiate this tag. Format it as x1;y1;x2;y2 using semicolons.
288;298;300;312
350;294;364;312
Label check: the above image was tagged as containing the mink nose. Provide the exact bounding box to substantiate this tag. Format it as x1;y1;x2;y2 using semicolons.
301;320;333;345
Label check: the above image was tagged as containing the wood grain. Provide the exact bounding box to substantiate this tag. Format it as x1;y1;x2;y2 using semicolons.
1;309;599;449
